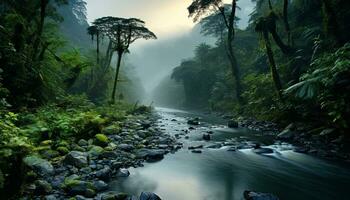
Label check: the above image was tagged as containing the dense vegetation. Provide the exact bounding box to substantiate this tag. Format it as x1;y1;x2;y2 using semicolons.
168;0;350;134
0;0;349;199
0;1;152;198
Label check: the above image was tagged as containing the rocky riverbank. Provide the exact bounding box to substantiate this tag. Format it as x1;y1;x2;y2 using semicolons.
234;117;350;162
21;111;181;200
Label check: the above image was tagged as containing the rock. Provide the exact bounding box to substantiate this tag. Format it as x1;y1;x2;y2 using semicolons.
277;129;295;140
202;134;211;141
188;145;203;150
320;128;335;136
227;147;237;151
187;118;200;125
243;190;279;200
116;168;130;177
206;144;222;149
41;149;60;159
136;149;165;162
139;192;162;200
64;151;88;168
23;156;54;177
101;192;130;200
228;120;239;128
103;124;121;135
78;139;88;147
93;180;108;192
57;146;69;155
253;148;274;154
34;180;52;194
44;194;57;200
64;180;95;197
75;195;91;200
95;166;112;181
191;150;202;153
88;145;104;158
100;151;118;159
294;146;309;153
141;121;152;129
94;134;109;147
119;144;134;152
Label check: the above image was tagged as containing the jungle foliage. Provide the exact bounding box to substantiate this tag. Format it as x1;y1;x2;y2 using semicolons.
171;0;350;132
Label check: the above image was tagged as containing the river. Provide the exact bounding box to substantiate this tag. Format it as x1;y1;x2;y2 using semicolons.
109;107;350;200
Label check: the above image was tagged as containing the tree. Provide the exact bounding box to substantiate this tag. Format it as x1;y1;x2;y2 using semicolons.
93;17;156;103
255;17;283;99
188;0;243;104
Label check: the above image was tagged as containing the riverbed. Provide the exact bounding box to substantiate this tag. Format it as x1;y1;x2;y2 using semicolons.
109;107;350;200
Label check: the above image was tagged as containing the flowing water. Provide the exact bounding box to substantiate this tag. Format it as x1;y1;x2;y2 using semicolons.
110;107;350;200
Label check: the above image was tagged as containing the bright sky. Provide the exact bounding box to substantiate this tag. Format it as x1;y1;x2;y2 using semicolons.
85;0;255;41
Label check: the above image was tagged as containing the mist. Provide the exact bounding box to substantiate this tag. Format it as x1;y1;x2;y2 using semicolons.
85;0;255;104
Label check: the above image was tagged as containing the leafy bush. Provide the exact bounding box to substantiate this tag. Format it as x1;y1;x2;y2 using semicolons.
285;43;350;131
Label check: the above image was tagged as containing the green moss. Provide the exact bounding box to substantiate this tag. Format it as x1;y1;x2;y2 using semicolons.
40;140;53;146
94;134;109;147
57;146;69;155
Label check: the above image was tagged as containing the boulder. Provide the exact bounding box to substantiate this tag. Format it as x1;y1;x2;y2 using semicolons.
95;166;112;181
93;180;108;192
202;134;211;141
191;150;202;153
34;180;52;194
187;118;200;125
253;148;274;154
94;134;109;147
277;129;295;140
243;191;279;200
139;192;162;200
64;151;88;168
64;180;95;197
136;149;165;162
116;168;130;177
119;144;134;152
228;120;239;128
78;139;88;147
188;145;203;150
23;156;54;177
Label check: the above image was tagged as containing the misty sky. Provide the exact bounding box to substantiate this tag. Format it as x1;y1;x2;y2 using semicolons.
85;0;255;94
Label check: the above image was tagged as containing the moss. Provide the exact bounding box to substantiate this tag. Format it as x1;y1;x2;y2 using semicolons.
57;146;69;155
40;140;53;146
94;134;109;147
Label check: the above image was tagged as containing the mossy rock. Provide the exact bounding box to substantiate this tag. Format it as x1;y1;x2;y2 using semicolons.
57;146;69;155
58;140;70;148
94;134;109;147
41;150;60;159
88;145;104;157
40;140;53;146
102;124;121;135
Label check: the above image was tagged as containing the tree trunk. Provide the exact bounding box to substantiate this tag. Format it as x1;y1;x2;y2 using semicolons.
32;0;49;60
227;0;243;104
283;0;292;45
96;31;100;64
111;51;123;103
263;30;283;99
269;27;292;55
321;0;343;46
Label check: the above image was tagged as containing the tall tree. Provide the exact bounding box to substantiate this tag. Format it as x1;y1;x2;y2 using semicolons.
93;17;156;103
188;0;243;104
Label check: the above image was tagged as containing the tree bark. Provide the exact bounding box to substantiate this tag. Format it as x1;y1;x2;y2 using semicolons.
111;50;123;103
321;0;343;45
283;0;292;45
96;31;100;64
263;30;283;99
32;0;49;60
227;0;243;104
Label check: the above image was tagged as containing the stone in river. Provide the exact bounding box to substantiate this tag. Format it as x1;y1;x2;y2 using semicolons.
243;190;279;200
139;192;162;200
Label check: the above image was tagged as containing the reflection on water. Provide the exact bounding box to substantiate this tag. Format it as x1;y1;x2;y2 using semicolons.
110;107;350;200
